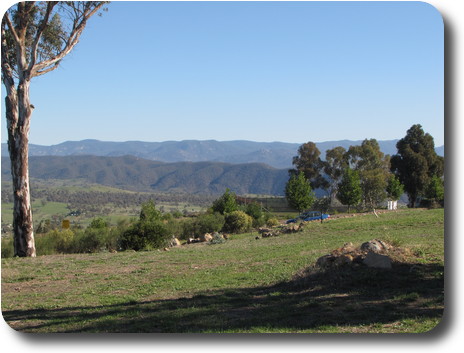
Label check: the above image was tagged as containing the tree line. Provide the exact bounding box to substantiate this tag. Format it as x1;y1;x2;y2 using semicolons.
285;124;444;212
1;190;280;257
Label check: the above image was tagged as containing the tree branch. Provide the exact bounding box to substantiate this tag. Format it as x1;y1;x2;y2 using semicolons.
2;12;20;44
28;2;57;72
33;61;61;77
1;21;16;93
30;2;106;78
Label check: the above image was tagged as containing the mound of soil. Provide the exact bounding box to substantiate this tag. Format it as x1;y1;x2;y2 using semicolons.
315;239;412;270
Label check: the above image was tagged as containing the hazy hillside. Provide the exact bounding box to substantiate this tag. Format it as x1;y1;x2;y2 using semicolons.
1;156;289;195
2;138;442;169
1;140;300;169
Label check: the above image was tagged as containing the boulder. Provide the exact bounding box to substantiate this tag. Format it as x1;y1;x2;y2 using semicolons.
363;251;392;269
169;237;181;247
360;239;390;253
199;233;213;242
287;224;299;232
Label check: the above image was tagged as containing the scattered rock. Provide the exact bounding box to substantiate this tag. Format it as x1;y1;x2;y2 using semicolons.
316;239;397;270
199;233;213;242
360;239;390;253
363;251;392;269
258;227;273;234
169;237;181;247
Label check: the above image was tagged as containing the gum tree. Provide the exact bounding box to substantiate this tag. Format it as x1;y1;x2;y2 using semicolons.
390;124;444;208
2;2;108;256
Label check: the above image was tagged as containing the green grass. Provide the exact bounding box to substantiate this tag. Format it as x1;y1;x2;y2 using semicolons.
1;208;444;333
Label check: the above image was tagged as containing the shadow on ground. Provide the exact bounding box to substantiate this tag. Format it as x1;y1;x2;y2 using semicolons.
3;262;444;333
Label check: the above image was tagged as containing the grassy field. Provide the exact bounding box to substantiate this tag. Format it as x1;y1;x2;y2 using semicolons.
1;208;444;333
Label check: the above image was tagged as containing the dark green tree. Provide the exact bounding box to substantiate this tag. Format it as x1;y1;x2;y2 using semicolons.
390;124;444;207
290;142;328;190
322;146;349;202
212;188;238;215
285;172;315;213
337;168;362;212
244;201;265;228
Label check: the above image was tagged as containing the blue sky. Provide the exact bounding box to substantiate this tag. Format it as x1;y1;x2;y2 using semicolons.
1;1;444;146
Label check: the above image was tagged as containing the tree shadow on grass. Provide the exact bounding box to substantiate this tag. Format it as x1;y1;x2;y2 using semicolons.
3;262;444;333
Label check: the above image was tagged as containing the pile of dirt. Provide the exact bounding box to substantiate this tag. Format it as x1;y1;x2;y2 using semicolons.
315;239;412;270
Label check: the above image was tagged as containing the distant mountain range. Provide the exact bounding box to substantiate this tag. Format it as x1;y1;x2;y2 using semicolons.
1;138;443;169
1;139;444;195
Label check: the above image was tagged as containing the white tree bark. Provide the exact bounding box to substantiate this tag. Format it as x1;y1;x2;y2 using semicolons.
2;2;107;257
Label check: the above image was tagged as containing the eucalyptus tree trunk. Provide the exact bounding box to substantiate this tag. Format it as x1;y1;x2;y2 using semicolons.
2;1;107;257
5;77;36;257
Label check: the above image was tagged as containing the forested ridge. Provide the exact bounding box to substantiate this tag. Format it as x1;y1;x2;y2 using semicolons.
1;155;289;195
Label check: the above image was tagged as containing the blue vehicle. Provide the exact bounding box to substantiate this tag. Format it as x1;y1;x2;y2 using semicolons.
286;211;330;224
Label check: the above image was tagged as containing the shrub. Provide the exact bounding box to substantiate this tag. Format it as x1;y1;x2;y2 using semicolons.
245;202;266;228
266;217;280;227
223;210;253;233
196;212;225;235
180;212;225;239
120;220;171;251
209;232;226;245
88;217;109;229
74;228;105;253
34;229;76;255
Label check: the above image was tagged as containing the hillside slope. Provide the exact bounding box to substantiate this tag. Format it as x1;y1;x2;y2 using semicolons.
1;155;289;195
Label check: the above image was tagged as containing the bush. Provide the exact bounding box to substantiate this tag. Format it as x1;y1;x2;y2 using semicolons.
120;220;171;251
223;210;253;233
180;212;225;239
245;202;266;228
196;212;225;235
73;228;104;253
209;232;226;245
88;217;109;229
119;202;171;251
266;217;280;227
